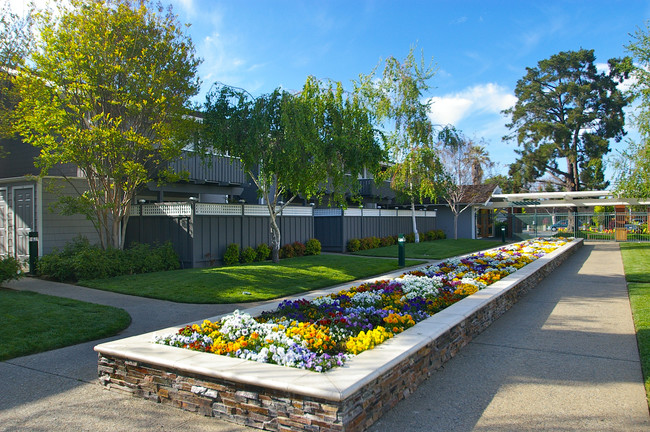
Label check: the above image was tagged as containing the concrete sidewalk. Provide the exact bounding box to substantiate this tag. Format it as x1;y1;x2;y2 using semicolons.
0;242;648;431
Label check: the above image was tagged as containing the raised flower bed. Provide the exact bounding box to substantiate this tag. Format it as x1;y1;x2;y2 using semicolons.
95;237;581;432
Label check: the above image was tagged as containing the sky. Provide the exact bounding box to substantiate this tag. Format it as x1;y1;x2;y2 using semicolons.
9;0;650;182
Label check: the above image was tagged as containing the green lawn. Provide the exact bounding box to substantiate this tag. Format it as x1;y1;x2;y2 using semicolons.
0;288;131;361
80;254;424;303
351;238;506;259
620;243;650;407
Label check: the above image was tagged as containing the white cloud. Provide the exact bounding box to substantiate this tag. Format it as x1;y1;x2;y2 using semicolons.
428;83;517;126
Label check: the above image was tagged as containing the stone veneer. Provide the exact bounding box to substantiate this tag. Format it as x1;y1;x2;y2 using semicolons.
95;238;582;432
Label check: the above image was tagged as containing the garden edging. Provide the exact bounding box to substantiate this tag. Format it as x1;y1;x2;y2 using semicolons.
94;238;582;432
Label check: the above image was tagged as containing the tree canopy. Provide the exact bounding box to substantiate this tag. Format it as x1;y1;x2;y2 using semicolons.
356;47;445;242
614;21;650;198
14;0;201;249
0;2;34;151
203;77;383;262
503;48;629;191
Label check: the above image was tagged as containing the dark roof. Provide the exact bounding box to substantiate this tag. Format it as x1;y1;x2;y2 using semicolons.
458;184;498;204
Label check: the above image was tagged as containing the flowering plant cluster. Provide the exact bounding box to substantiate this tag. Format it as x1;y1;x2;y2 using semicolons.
155;237;569;372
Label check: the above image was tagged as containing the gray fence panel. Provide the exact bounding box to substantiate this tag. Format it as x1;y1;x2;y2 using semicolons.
314;216;343;252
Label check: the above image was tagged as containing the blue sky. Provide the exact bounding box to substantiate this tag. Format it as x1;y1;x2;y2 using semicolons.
174;0;650;180
11;0;650;181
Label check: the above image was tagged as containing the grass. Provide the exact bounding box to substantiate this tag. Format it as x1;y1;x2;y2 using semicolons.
351;238;506;259
0;288;131;361
79;254;425;303
620;242;650;407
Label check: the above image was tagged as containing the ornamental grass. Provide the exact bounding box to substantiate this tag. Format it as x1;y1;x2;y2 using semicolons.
155;237;570;372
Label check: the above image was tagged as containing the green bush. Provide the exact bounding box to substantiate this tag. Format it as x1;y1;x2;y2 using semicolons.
424;230;437;241
347;238;361;252
436;229;446;239
0;256;23;284
305;238;321;256
37;238;180;281
255;243;271;261
292;241;306;257
223;244;240;266
405;233;416;243
240;246;257;264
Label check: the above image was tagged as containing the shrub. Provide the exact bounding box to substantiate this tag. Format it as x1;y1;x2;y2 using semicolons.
37;238;179;281
255;243;271;262
279;243;295;259
292;241;306;257
359;237;372;250
305;238;321;255
424;230;437;241
0;256;23;284
347;238;360;252
223;244;240;266
37;252;75;281
436;229;446;239
240;246;257;264
405;233;416;243
380;236;395;247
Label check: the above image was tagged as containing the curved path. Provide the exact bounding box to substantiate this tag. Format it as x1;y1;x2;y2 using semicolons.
1;242;648;431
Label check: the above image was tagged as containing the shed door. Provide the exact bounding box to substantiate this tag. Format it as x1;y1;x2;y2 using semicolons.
13;187;33;259
0;189;6;255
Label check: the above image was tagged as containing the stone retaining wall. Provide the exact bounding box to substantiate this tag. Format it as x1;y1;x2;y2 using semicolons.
96;239;582;432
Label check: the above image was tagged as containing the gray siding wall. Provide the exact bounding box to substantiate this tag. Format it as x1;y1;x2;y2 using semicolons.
434;206;474;239
41;178;101;254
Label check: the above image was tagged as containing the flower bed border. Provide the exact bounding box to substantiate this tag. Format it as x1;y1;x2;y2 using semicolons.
95;238;582;432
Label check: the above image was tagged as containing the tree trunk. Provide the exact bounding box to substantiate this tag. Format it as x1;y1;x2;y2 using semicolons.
269;209;281;263
410;198;419;243
453;209;459;240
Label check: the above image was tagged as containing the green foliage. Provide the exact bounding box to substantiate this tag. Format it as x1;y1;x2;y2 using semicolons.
14;0;201;249
37;237;179;281
503;48;629;191
614;23;650;199
0;256;23;284
223;244;240;266
347;238;361;252
305;238;321;256
255;243;271;262
240;246;257;264
203;77;383;262
0;2;34;143
357;47;444;241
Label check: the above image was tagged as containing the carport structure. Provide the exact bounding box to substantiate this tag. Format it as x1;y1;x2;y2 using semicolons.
476;190;650;241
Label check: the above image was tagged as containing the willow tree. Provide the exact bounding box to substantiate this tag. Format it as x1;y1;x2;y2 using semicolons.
14;0;201;249
203;77;383;262
356;47;444;242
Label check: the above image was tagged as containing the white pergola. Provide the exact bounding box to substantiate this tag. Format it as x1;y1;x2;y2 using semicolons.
482;191;650;209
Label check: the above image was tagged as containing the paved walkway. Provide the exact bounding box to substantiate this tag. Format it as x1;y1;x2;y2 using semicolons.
0;242;648;431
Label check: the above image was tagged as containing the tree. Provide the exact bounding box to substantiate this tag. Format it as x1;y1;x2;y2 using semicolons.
203;77;383;263
0;1;34;153
614;21;650;198
463;143;493;185
503;49;629;191
356;47;445;242
14;0;201;249
437;128;493;239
